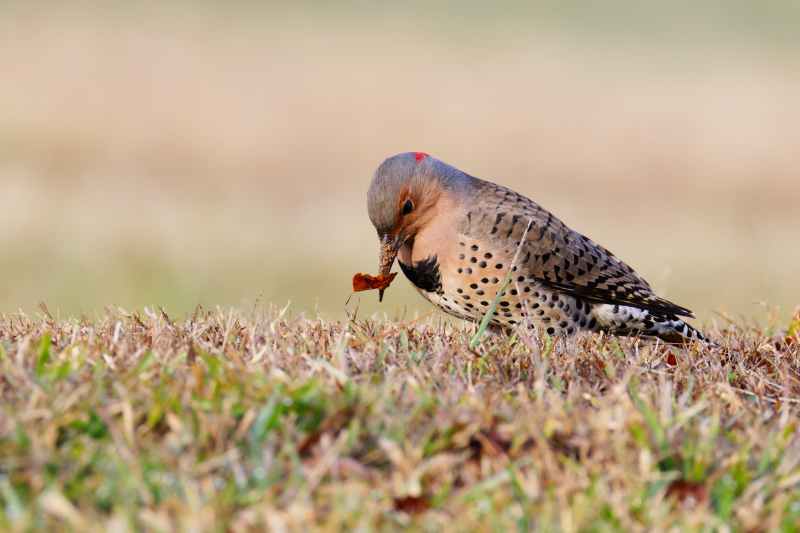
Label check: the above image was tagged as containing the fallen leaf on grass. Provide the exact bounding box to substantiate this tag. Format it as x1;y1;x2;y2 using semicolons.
393;496;430;516
346;273;398;304
665;479;706;508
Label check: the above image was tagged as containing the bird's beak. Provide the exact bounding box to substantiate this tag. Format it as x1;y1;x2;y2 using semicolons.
378;231;403;302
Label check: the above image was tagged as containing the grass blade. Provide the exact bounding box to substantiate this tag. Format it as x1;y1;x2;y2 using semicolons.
470;219;533;349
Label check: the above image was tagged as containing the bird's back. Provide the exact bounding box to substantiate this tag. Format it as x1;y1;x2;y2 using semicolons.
460;178;695;319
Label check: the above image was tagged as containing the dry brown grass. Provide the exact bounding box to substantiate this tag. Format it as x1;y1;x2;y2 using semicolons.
2;302;800;531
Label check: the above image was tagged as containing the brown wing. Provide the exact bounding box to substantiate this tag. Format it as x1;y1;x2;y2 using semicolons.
461;180;696;318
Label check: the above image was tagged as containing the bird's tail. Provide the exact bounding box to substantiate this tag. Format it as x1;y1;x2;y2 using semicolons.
651;314;719;347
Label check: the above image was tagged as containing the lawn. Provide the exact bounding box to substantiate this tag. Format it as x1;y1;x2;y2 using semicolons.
1;303;799;532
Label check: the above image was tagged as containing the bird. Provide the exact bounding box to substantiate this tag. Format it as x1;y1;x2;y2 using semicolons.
366;151;710;343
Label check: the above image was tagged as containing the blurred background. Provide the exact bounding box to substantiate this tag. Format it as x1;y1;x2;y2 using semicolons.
1;0;799;327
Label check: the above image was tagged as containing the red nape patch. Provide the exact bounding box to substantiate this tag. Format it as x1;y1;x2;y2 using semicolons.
413;152;429;163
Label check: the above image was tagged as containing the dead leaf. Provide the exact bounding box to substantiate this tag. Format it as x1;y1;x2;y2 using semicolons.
346;272;398;304
353;272;397;292
393;496;430;516
666;479;706;508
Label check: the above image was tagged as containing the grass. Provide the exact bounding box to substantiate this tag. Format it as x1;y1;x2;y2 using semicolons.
1;302;800;532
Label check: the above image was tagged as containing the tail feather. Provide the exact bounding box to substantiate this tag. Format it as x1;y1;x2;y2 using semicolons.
592;303;717;346
654;317;716;345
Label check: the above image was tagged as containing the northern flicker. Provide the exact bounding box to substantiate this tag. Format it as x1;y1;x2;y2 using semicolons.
367;152;710;343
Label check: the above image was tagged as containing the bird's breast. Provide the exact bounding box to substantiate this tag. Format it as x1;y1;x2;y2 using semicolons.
398;255;443;295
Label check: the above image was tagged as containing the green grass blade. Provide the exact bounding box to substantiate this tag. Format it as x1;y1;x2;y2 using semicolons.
470;219;533;349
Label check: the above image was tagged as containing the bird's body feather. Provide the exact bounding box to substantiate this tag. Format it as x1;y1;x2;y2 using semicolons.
465;179;695;318
367;153;710;344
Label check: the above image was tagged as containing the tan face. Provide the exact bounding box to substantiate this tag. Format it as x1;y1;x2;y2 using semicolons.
387;181;441;242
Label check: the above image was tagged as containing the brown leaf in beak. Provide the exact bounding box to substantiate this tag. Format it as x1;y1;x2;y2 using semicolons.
353;273;397;292
345;272;398;304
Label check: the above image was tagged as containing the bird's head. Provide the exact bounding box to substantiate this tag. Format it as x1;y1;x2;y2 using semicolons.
367;152;471;300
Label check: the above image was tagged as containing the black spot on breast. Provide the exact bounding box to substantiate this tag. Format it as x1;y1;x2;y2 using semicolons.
523;286;530;293
575;300;583;310
470;283;478;289
484;253;492;259
491;278;499;283
459;242;465;246
479;261;487;268
457;268;463;274
399;255;443;294
481;278;489;283
459;254;465;260
466;303;474;308
470;257;477;263
456;288;463;293
531;303;540;309
465;268;472;274
547;327;555;335
560;321;568;328
496;264;503;269
536;310;544;316
470;244;478;251
510;289;518;295
588;317;597;329
480;301;489;306
500;301;509;307
476;290;484;295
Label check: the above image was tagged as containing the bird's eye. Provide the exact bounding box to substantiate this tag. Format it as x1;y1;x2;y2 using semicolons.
402;199;413;215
